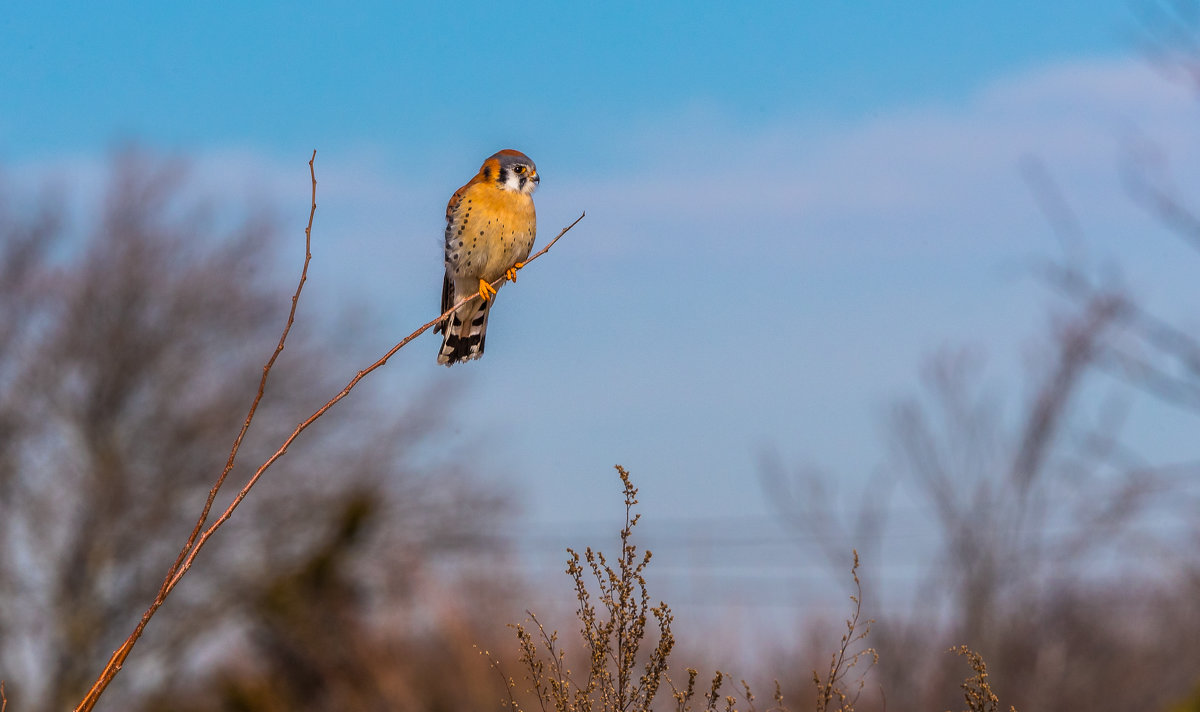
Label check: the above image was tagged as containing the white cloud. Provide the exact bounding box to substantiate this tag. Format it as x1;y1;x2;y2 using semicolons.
17;55;1200;272
547;55;1200;267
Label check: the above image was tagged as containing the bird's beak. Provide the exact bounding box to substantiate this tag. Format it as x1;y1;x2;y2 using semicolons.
531;172;540;185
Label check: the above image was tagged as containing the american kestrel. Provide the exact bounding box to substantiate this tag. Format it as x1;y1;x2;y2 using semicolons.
435;149;539;365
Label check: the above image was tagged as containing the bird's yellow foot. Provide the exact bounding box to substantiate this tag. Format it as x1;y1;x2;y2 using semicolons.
505;261;526;283
478;278;498;300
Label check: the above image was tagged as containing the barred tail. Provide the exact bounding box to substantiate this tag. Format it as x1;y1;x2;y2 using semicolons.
437;299;491;365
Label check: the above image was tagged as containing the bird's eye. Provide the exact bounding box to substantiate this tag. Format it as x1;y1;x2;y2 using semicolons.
514;165;526;174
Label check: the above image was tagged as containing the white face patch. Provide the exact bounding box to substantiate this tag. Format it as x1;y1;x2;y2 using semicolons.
500;166;538;196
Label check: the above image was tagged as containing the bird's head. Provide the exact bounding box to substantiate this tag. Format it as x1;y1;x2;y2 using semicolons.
482;149;539;196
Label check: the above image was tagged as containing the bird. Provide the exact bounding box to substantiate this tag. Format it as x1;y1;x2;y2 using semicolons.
435;149;539;365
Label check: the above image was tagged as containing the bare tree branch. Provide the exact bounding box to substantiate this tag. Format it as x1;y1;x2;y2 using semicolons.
72;153;586;711
1009;288;1124;496
1040;263;1200;412
71;149;321;712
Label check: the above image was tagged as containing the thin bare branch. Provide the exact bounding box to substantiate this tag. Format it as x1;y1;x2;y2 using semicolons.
72;156;583;710
1040;262;1200;409
1121;137;1200;253
72;149;321;712
1008;288;1124;496
1019;155;1087;263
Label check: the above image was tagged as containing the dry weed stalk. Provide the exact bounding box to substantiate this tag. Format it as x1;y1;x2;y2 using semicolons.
668;668;785;712
498;468;884;712
813;551;877;712
499;467;799;712
948;646;1015;712
501;466;675;712
73;152;584;711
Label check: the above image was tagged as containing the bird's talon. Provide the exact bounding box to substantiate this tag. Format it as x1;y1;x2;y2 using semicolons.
478;278;498;300
505;261;526;283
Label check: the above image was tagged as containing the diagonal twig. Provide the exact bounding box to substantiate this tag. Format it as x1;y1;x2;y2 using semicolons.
160;212;586;597
74;148;320;712
73;153;584;711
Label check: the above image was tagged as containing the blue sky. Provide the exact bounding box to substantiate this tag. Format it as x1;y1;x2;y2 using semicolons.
6;2;1200;641
2;2;1141;158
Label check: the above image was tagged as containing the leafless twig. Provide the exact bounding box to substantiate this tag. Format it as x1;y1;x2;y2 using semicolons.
813;551;877;712
72;148;322;712
73;153;584;712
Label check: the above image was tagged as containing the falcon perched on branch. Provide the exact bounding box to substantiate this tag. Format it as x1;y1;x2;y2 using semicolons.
435;149;538;366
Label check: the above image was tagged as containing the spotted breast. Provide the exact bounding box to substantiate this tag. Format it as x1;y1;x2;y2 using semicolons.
435;149;538;365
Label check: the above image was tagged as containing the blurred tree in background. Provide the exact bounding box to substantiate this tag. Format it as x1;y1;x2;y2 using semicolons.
0;151;516;712
763;6;1200;709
